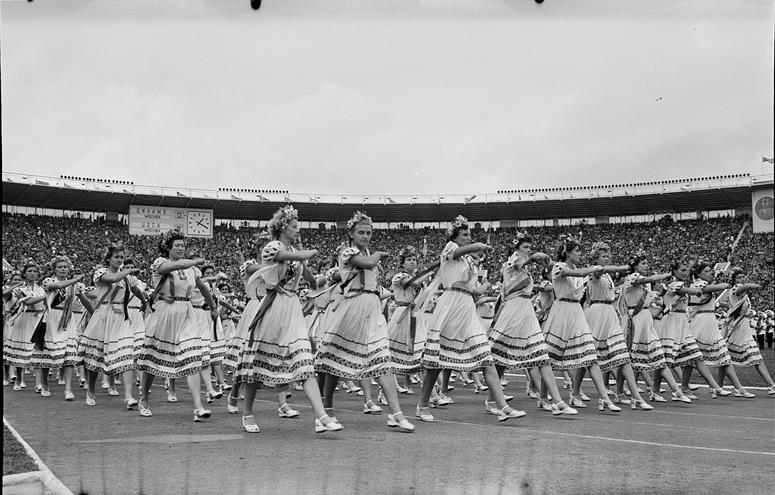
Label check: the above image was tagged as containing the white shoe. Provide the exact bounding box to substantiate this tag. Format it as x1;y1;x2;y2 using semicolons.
64;391;76;401
484;400;500;415
40;388;51;397
649;391;667;403
495;405;527;421
2;379;8;386
57;378;66;386
630;398;654;411
377;391;389;406
167;392;178;403
551;401;578;416
193;408;212;422
226;395;239;414
687;383;700;391
525;386;539;399
613;393;631;405
101;381;110;389
568;393;586;408
579;391;591;401
363;400;382;414
415;405;436;422
671;391;692;403
108;387;120;396
315;415;343;433
437;393;455;406
278;404;300;418
536;399;553;412
242;415;260;433
598;398;621;413
387;412;415;432
733;388;755;398
85;393;96;406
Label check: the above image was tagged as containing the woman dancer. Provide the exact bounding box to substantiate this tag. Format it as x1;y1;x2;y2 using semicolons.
315;211;415;431
574;243;652;410
618;255;691;403
386;246;432;394
4;264;46;391
651;261;728;399
685;262;753;397
236;206;342;434
717;269;775;394
415;216;525;423
137;232;217;421
30;256;84;400
120;259;147;388
543;237;622;412
78;244;144;408
488;235;578;415
3;271;24;385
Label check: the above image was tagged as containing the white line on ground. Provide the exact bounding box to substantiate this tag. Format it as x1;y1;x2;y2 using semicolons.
502;372;775;391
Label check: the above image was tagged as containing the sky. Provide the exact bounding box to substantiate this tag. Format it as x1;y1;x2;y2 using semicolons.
1;0;773;196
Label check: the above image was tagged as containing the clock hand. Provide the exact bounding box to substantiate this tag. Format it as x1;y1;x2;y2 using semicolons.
197;219;205;228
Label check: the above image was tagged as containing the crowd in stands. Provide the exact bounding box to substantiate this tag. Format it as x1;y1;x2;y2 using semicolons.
2;212;773;312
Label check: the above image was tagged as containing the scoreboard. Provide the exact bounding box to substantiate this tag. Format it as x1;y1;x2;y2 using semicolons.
128;205;213;238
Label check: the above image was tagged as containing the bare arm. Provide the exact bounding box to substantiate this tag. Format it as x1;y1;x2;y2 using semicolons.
99;268;140;284
451;243;491;260
275;249;318;263
701;283;731;293
734;283;761;296
632;273;671;286
157;259;204;275
350;252;388;270
195;277;219;320
559;265;601;278
45;275;85;291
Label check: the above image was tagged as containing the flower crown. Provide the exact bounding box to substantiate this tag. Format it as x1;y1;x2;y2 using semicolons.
346;211;372;230
446;215;469;238
512;230;530;246
267;205;298;239
558;233;580;258
589;241;610;258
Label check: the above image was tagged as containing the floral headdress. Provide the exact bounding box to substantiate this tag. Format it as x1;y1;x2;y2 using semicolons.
589;241;610;259
105;241;126;261
627;249;647;270
267;205;298;239
512;230;530;247
51;255;73;271
446;215;469;238
346;211;372;230
558;233;580;259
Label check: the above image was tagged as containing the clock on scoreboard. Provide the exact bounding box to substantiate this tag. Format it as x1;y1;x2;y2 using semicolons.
186;209;213;237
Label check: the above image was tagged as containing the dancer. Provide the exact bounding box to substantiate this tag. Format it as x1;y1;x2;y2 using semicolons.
543;237;622;412
137;231;217;421
576;243;652;410
315;211;415;431
488;234;578;415
30;256;84;400
3;271;24;385
235;206;343;433
4;263;46;391
415;215;525;422
78;244;144;408
717;269;775;394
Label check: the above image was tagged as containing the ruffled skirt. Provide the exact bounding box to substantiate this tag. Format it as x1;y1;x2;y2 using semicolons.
192;308;226;364
488;297;550;369
29;308;79;369
543;301;598;370
421;290;494;372
224;299;259;373
628;310;667;372
584;303;631;372
689;312;731;368
725;317;763;367
386;304;427;374
136;301;208;378
315;293;393;379
78;305;139;375
657;313;703;368
3;310;42;367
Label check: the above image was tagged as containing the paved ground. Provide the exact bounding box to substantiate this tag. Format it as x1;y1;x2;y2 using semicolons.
3;371;774;495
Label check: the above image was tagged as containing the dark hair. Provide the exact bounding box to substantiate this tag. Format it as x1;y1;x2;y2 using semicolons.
692;261;711;279
670;260;687;274
21;263;39;277
399;246;418;266
729;267;744;285
509;236;533;256
159;231;185;257
555;240;579;262
122;258;135;267
104;242;125;262
202;265;215;274
448;224;469;243
628;254;645;274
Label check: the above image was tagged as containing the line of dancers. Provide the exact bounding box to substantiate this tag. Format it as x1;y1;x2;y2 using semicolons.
3;208;774;436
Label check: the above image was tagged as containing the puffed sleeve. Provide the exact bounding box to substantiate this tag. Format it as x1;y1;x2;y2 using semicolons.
667;281;684;293
691;280;707;290
193;267;202;278
551;262;567;281
239;259;256;279
503;253;522;272
325;267;339;284
93;267;108;285
391;272;411;288
261;241;283;264
441;242;459;261
339;246;360;265
41;277;56;291
298;289;310;301
151;257;167;277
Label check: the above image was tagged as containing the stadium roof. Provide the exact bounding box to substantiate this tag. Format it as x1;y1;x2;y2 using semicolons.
2;172;772;223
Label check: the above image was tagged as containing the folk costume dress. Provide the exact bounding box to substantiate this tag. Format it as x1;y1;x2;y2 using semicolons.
315;246;393;380
191;276;225;365
126;276;147;361
78;268;138;375
136;259;209;378
656;281;704;368
29;278;84;370
307;269;339;347
223;259;264;374
722;287;763;367
4;283;45;368
420;242;494;372
687;281;731;368
619;273;667;372
542;262;599;370
385;271;427;374
235;241;315;385
584;273;631;372
488;254;551;370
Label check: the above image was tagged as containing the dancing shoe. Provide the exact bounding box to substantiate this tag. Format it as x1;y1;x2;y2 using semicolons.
85;392;96;406
578;391;591;401
649;391;667;403
242;415;260;433
315;415;344;433
680;389;698;400
712;387;732;397
294;382;304;391
733;388;755;398
504;394;515;402
568;393;587;408
114;377;122;385
415;405;436;422
324;408;339;424
139;401;152;417
125;398;139;410
64;391;76;401
495;405;527;421
613;393;631;405
500;378;509;387
57;378;66;386
363;400;382;414
101;381;110;390
377;390;389;406
79;378;86;388
167;392;178;403
536;399;553;412
598;399;622;413
108;387;120;397
226;395;239;414
193;408;212;422
551;401;578;416
409;374;420;384
671;391;692;403
278;404;300;418
445;385;455;392
40;388;51;397
562;379;572;390
605;388;615;397
18;382;27;389
484;400;499;415
474;384;489;394
437;393;455;406
687;383;700;391
525;385;539;399
13;383;22;391
630;398;654;411
220;383;232;392
387;412;415;432
35;385;43;393
2;379;8;387
397;385;410;394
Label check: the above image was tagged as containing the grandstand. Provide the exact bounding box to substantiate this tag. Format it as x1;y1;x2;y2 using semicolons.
1;171;771;225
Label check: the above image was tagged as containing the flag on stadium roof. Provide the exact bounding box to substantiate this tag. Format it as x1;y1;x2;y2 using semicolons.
763;156;774;164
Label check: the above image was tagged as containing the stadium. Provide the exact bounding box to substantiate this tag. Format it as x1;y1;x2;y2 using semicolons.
3;1;775;495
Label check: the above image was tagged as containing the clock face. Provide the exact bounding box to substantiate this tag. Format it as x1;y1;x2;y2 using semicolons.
186;210;212;237
754;196;773;221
